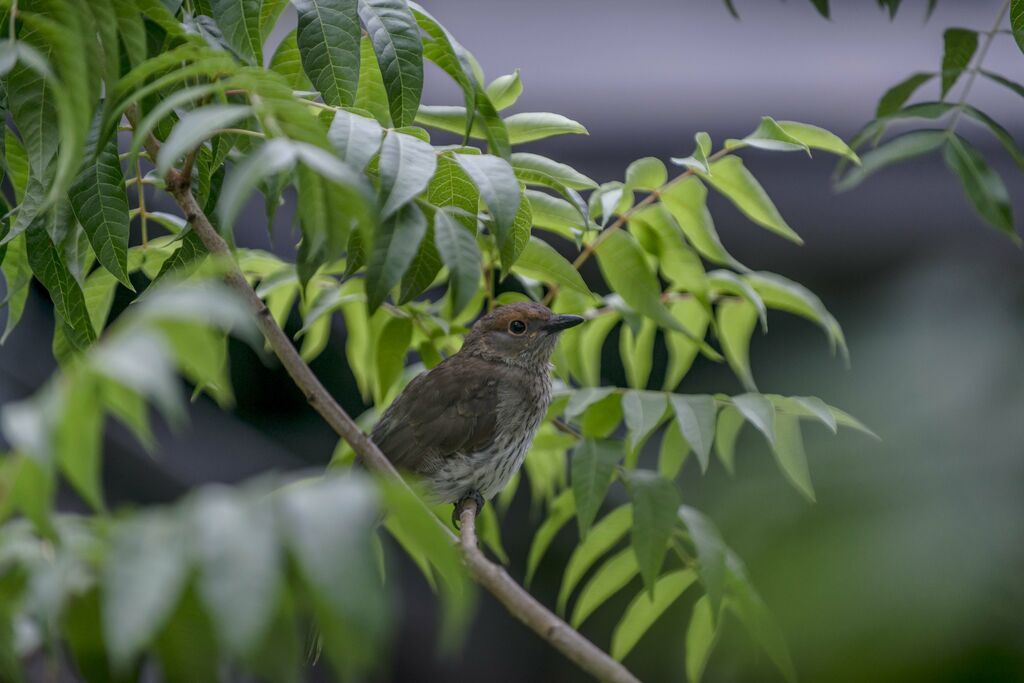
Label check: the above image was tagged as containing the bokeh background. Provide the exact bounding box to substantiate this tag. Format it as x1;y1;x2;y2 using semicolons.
3;1;1023;681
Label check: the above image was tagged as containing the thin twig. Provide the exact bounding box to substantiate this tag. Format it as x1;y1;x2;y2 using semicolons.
945;0;1011;133
127;107;639;683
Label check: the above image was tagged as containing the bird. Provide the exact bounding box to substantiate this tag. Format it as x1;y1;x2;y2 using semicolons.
370;301;584;526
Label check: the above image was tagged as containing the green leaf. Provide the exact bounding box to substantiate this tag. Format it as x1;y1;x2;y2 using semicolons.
625;157;668;191
836;129;947;191
622;391;667;454
571;439;622;539
513;236;591;296
941;28;978;98
658;421;690;479
677;505;727;615
557;504;632;614
702;156;802;244
1013;0;1024;55
281;475;386;673
525;489;575;586
669;395;717;472
103;514;190;669
670;132;712;175
69;135;132;289
399;221;442;303
776;120;860;163
876;72;934;117
726;553;796;683
486;69;522;110
506;112;588;143
428;154;479;229
415;107;587;145
943;135;1017;241
354;33;392;125
327;109;383;171
293;0;362;107
510;154;596;191
499;190;532;272
1;234;31;342
714;405;743;475
157;104;253;177
268;32;312;92
565;387;617;421
611;569;698;661
378;130;437;219
26;224;95;349
210;0;263;64
433;208;482;316
732;393;776;447
55;377;104;510
375;316;412;401
685;595;718;683
663;299;712;391
716;298;758;391
219;139;298;233
358;0;424;127
772;413;815;501
571;547;639;628
627;470;680;596
980;70;1024;100
745;271;848;360
452;152;519;249
365;202;428;311
660;178;745;271
736;116;809;154
190;489;280;658
618;317;656;393
595;231;683;332
382;480;474;652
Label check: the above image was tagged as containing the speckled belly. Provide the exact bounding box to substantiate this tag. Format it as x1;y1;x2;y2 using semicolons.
427;408;544;503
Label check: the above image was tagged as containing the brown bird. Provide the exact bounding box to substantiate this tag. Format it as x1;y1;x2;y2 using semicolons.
371;302;584;524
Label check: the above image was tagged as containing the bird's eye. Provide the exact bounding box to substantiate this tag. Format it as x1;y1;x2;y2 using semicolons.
508;320;527;335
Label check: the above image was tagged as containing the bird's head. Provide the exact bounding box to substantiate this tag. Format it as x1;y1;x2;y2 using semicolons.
462;302;584;367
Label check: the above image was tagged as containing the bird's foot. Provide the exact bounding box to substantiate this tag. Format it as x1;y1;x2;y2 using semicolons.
452;489;485;530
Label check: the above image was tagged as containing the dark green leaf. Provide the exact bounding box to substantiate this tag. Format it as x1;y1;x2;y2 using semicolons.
669;395;716;472
399;221;442;303
627;470;680;596
943;135;1016;240
365;202;428;311
876;72;934;117
726;552;796;683
210;0;263;64
269;29;314;90
378;130;437;218
677;506;727;615
433;208;481;316
69;135;132;289
836;130;946;192
293;0;361;107
941;28;978;98
452;152;519;249
358;0;424;127
571;439;621;539
26;223;95;349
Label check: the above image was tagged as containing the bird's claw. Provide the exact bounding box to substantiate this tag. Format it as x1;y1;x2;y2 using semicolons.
452;490;485;530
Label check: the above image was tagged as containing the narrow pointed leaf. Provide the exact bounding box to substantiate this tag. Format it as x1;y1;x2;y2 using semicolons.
365;202;428;311
669;395;717;471
627;470;680;596
557;504;632;614
378;130;437;219
69;135;132;288
571;439;622;539
513;236;591;296
703;156;802;244
941;28;978;97
433;208;481;316
611;569;697;661
358;0;424;127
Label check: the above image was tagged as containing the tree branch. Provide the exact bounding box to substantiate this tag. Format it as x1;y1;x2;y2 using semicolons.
130;113;638;683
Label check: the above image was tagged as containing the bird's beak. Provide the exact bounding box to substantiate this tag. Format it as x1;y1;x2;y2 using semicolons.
543;314;585;333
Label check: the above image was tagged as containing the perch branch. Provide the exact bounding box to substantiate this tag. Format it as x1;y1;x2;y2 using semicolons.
129;110;639;683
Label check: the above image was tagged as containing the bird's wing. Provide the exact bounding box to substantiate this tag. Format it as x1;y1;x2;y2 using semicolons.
371;355;500;474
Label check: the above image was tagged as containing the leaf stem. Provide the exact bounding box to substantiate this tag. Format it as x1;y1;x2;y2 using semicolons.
135;156;148;248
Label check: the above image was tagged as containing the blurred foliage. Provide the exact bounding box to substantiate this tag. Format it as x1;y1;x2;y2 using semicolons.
0;0;981;681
